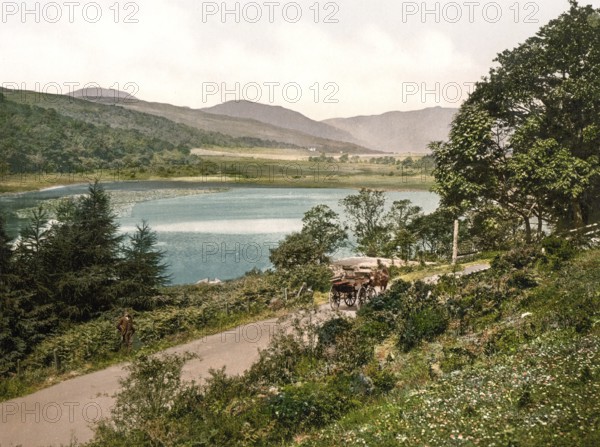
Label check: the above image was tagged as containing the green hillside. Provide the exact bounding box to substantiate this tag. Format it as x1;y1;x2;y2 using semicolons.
0;89;298;174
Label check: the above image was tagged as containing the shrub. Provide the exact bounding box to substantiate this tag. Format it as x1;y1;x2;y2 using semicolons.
269;378;359;435
541;236;576;270
398;305;449;352
491;246;541;272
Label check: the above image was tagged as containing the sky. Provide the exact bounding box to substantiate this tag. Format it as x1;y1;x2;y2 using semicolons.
1;0;599;120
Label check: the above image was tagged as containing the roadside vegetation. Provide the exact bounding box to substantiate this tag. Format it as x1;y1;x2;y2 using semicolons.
83;243;600;447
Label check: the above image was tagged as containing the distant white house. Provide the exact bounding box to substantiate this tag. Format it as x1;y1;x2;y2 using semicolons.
308;147;317;152
196;278;222;285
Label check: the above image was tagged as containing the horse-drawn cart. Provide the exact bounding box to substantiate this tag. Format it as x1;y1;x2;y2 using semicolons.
329;268;377;310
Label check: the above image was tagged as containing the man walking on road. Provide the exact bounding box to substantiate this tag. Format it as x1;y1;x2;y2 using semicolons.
116;311;135;352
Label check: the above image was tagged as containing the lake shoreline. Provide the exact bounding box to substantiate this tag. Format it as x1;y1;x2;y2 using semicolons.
1;177;434;197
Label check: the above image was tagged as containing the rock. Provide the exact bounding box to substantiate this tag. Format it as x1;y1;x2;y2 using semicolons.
429;362;443;380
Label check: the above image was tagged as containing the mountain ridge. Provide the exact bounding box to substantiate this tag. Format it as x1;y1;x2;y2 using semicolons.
202;100;359;145
17;86;457;154
324;106;458;153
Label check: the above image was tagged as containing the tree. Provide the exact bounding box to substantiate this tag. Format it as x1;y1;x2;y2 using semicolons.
341;189;389;256
381;199;423;260
411;209;458;259
0;215;12;279
433;2;600;237
38;182;124;320
270;232;322;270
269;232;333;292
385;199;422;231
301;205;347;263
118;221;170;307
0;214;52;375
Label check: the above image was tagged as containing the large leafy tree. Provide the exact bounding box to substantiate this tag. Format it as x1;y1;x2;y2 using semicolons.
340;189;389;256
383;199;423;260
301;205;348;262
433;1;600;239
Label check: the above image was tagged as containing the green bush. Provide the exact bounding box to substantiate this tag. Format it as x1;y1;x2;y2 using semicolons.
269;378;359;435
440;346;476;373
317;317;354;348
398;305;449;352
491;246;541;272
541;236;576;270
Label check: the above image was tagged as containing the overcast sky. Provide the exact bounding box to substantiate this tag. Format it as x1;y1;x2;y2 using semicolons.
1;0;598;120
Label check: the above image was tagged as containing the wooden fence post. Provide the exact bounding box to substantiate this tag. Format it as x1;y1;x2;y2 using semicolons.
53;349;60;372
452;219;459;265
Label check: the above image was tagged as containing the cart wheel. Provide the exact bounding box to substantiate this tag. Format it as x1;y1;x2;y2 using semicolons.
329;286;341;310
356;286;367;309
344;292;357;307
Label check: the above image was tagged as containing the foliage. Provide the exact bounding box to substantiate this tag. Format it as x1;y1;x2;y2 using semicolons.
117;221;170;308
0;183;172;377
81;242;600;447
340;189;389;256
275;263;333;294
432;2;600;240
269;378;360;435
92;353;197;446
270;232;323;269
301;204;348;262
0;91;293;174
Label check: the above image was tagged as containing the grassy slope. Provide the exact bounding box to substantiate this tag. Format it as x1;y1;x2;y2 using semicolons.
1;90;284;148
294;249;600;447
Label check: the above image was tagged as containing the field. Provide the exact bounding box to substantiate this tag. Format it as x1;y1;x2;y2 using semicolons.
0;150;435;194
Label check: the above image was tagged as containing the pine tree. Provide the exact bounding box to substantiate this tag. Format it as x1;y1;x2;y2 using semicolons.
41;182;124;320
0;214;27;375
118;221;169;309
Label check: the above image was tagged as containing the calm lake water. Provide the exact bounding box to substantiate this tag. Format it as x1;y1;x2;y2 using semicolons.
0;182;439;284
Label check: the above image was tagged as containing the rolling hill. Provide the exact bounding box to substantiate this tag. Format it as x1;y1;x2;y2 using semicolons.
71;92;376;154
324;107;458;153
202;100;358;144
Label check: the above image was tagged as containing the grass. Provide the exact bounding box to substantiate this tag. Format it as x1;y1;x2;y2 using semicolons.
0;154;435;194
297;329;600;447
394;258;493;283
24;247;596;447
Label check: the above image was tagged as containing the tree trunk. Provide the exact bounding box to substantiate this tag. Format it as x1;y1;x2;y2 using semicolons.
572;199;584;228
452;219;459;265
524;217;532;244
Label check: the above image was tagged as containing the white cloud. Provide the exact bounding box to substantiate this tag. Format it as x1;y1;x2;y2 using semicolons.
2;0;599;119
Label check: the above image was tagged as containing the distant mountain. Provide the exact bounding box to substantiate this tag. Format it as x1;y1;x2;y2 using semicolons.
0;92;188;173
202;100;358;144
324;107;458;153
107;99;375;154
70;87;138;102
36;87;451;154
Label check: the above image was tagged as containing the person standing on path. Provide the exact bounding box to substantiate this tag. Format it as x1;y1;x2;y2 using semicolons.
116;311;135;352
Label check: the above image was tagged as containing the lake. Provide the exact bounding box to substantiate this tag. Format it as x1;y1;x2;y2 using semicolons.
0;181;439;284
